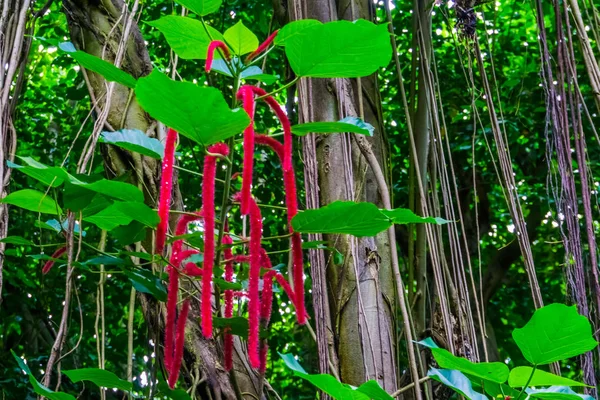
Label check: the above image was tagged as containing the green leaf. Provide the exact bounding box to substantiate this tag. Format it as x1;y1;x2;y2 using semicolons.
381;208;450;225
101;129;164;159
135;70;250;146
242;73;279;85
125;268;167;301
292;201;391;237
156;380;192;400
2;189;62;215
291;118;374;136
279;353;393;400
512;303;598;365
527;386;594;399
508;367;588;388
285;20;392;78
223;20;259;55
147;16;224;60
214;278;242;291
58;42;136;89
275;19;322;46
85;201;158;231
418;338;509;384
63;368;132;392
11;350;76;400
83;180;144;203
0;236;35;246
213;317;250;338
427;368;488;400
8;158;70;187
175;0;221;16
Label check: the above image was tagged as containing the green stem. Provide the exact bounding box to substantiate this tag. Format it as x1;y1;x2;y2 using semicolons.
256;76;299;100
517;365;536;399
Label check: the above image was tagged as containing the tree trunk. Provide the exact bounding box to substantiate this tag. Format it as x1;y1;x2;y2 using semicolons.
62;0;263;397
288;0;398;392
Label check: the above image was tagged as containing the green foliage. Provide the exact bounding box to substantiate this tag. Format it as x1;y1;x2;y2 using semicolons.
135;70;250;146
223;21;259;55
12;351;76;400
291;117;375;136
175;0;222;16
1;189;62;215
63;368;132;391
100;129;165;159
512;303;598;366
283;20;392;77
291;201;447;237
279;353;393;400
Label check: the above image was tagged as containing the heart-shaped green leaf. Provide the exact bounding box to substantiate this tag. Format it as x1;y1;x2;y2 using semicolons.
101;129;164;159
59;42;137;88
147;16;224;60
427;368;487;400
419;338;509;384
63;368;132;392
285;20;392;78
135;70;250;146
508;367;588;388
223;20;258;55
2;189;62;215
175;0;221;16
512;303;598;365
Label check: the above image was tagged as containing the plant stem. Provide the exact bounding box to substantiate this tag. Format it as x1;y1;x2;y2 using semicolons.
517;365;536;399
256;77;299;100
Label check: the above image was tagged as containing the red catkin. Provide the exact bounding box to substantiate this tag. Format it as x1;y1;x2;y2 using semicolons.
255;134;305;323
205;40;231;73
171;211;203;266
249;87;293;173
245;30;279;63
223;228;234;371
201;142;230;338
259;343;269;373
247;196;263;368
236;86;257;216
156;128;178;256
183;262;203;277
168;298;191;389
42;246;67;274
164;267;179;372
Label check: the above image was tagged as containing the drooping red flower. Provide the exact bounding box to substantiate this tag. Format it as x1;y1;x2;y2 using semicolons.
246;30;279;63
156;128;178;255
42;246;67;274
222;227;235;371
247;196;263;368
205;40;231;73
201;142;230;338
171;211;203;267
168;298;191;389
236;86;257;216
164;267;179;372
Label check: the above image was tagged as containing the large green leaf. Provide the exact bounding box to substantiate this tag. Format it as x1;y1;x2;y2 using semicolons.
427;368;487;400
125;268;167;302
527;386;594;399
223;20;258;55
508;367;588;388
135;70;250;146
156;380;192;400
280;353;393;400
147;16;224;60
285;20;392;78
275;19;321;46
59;42;136;89
11;350;76;400
0;236;35;246
2;189;61;215
63;368;132;392
175;0;221;16
512;303;598;365
418;338;509;384
101;129;164;159
84;201;159;231
291;117;375;136
291;201;391;237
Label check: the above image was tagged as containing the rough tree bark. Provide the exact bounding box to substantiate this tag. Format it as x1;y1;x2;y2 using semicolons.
288;0;398;393
62;0;264;398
